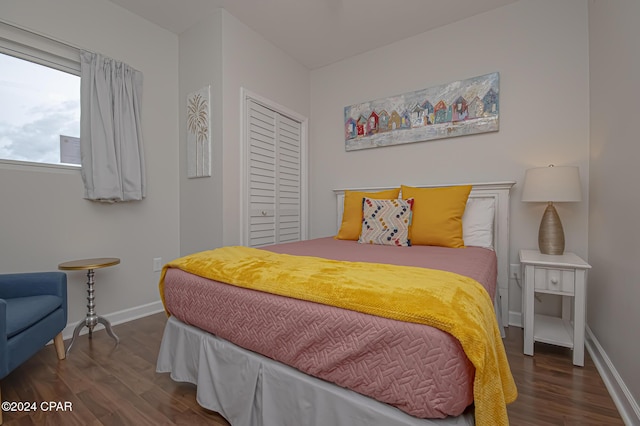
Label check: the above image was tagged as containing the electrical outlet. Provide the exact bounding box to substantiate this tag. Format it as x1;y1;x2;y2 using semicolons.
509;263;520;280
153;257;162;272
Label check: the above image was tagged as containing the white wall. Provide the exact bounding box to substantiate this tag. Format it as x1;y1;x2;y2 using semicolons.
309;0;590;318
589;0;640;419
177;10;311;253
179;10;224;256
1;0;180;325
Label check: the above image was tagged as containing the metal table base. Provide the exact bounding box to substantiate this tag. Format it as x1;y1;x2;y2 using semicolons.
58;257;121;355
65;268;120;355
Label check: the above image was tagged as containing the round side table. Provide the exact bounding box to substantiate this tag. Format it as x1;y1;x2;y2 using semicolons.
58;257;120;355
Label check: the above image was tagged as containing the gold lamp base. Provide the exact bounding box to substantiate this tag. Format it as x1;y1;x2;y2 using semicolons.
538;202;565;255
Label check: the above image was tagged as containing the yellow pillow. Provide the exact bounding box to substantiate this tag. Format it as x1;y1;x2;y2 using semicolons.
336;188;401;240
401;185;472;248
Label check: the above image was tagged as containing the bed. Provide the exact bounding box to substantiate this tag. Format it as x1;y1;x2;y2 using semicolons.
157;182;516;426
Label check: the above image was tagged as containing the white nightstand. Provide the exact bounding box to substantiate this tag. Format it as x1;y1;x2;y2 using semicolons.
519;249;591;366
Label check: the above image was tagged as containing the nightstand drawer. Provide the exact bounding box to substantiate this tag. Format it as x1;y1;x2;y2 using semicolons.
533;267;575;294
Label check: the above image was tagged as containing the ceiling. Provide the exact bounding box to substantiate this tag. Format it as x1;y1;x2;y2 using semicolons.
106;0;518;70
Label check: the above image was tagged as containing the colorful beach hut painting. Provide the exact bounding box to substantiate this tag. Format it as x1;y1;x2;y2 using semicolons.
344;72;500;151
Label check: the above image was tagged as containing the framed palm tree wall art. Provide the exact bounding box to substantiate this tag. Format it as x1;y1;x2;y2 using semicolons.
187;85;211;178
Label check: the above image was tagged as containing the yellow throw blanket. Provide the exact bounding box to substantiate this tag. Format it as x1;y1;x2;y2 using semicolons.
159;246;517;426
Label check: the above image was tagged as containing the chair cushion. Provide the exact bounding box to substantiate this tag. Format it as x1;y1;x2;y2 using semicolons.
5;295;63;338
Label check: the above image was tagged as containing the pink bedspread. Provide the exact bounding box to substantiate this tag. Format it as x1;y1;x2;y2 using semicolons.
163;237;497;419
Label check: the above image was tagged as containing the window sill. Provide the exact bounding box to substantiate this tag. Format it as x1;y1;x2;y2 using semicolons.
0;158;81;174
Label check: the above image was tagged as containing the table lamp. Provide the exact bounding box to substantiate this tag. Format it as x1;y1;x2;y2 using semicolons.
521;165;581;255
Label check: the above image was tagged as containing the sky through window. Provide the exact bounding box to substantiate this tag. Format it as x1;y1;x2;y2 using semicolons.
0;52;80;165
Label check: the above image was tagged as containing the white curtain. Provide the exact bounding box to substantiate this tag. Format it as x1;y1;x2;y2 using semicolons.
80;51;146;202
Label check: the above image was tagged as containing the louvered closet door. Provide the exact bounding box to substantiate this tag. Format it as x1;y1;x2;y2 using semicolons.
248;100;301;247
277;114;301;243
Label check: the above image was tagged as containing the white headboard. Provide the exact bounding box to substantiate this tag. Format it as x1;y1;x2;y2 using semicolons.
332;181;515;325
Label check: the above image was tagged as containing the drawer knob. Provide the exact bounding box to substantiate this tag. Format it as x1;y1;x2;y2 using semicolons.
550;277;559;285
261;210;267;216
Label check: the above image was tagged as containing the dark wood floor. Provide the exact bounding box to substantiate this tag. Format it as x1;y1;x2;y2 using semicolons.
1;313;623;425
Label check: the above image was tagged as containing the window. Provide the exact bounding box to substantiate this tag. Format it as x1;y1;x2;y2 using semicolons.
0;22;81;167
0;52;80;165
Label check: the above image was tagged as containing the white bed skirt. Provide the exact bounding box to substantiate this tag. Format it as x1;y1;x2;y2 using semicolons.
156;316;475;426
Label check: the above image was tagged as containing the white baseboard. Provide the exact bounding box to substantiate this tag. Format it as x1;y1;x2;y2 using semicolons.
61;300;165;341
585;326;640;426
508;310;522;328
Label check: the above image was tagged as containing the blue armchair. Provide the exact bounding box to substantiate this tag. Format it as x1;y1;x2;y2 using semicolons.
0;272;68;424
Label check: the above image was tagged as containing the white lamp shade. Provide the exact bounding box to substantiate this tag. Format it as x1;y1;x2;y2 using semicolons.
521;165;582;203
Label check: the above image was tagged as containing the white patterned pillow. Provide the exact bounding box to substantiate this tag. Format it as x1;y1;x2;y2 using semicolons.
358;198;414;246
